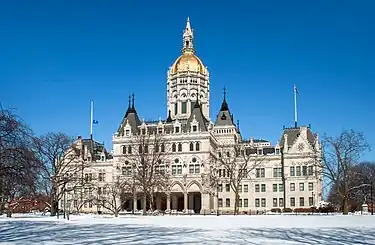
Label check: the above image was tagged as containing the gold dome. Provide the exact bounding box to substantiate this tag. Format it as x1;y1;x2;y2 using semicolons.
170;53;207;75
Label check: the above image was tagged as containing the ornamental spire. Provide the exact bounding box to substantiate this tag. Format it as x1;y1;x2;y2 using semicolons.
182;17;194;54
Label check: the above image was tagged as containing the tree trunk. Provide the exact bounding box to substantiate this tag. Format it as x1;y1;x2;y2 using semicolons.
233;192;239;215
343;181;349;215
50;196;57;216
6;204;12;218
114;210;119;217
342;196;349;215
143;194;147;215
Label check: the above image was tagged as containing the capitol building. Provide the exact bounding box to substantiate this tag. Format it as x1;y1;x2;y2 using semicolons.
63;18;323;215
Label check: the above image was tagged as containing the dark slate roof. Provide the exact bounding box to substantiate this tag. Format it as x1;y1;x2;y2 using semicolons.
75;138;113;160
117;101;141;136
186;100;209;132
215;96;235;127
279;126;315;148
263;147;276;155
241;138;270;144
166;110;173;123
242;146;276;155
254;139;269;143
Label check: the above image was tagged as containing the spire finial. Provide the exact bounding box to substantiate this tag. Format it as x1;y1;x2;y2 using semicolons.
182;17;194;54
237;120;240;129
223;86;227;101
128;95;131;108
131;93;135;109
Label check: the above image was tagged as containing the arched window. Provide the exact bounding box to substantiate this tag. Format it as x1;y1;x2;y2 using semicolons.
128;146;132;154
196;142;200;151
161;143;165;152
122;146;126;154
155;144;159;153
139;145;143;154
190;142;194;151
172;143;176;152
178;143;182;152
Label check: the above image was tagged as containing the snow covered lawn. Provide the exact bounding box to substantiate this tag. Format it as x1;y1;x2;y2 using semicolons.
1;214;374;244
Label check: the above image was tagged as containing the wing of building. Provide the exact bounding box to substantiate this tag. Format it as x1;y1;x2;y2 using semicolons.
61;18;323;215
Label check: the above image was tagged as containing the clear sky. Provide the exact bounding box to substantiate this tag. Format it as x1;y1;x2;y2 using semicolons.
1;1;374;160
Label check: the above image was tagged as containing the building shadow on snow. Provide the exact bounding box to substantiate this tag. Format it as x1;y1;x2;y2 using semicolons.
0;220;374;245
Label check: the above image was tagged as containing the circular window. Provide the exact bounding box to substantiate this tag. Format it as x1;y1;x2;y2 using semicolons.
192;157;197;163
174;158;179;163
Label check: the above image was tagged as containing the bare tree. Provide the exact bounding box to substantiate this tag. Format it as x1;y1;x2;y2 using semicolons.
93;175;131;217
0;107;39;217
33;132;87;216
216;143;265;214
320;130;370;215
328;161;375;212
120;131;171;215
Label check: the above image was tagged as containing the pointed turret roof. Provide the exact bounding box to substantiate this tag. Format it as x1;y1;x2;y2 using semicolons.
166;110;173;123
215;87;235;126
117;93;141;135
186;94;208;131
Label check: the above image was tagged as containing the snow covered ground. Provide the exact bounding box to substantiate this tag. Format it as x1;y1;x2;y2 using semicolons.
1;213;374;244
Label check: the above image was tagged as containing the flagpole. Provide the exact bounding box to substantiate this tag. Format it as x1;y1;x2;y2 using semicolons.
90;100;93;140
294;84;298;128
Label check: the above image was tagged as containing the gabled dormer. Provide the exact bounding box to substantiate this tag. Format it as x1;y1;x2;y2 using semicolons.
157;117;164;134
279;125;317;154
173;119;182;134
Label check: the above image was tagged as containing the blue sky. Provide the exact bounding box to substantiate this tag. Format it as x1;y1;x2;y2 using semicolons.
0;1;374;160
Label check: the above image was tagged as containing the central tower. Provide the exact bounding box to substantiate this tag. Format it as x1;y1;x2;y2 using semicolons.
167;18;210;121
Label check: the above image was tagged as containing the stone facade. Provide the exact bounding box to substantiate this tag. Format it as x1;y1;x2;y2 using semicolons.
61;18;322;215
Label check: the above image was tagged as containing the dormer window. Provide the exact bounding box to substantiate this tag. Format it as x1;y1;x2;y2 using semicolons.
101;156;105;161
276;148;280;154
158;128;163;134
142;128;146;135
192;125;197;132
175;127;180;133
125;130;130;136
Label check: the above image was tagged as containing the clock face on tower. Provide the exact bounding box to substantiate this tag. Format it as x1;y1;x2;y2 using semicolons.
297;143;305;151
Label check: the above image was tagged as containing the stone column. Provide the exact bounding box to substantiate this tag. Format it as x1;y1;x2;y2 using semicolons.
213;193;217;212
200;192;210;214
166;193;171;211
133;198;137;212
184;192;188;213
